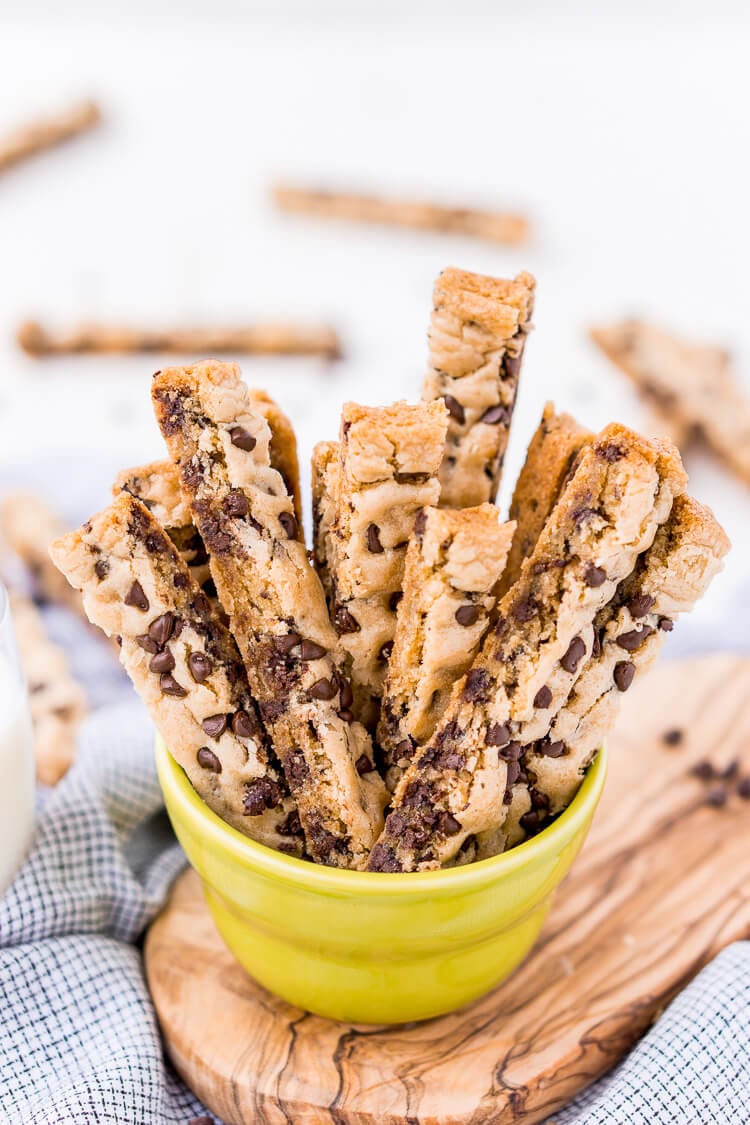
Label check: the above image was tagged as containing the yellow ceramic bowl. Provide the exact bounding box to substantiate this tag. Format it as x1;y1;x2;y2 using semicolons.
155;735;606;1024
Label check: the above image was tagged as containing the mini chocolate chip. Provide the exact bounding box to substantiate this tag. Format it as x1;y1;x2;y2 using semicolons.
719;758;739;781
338;709;354;724
338;678;354;709
278;809;302;837
573;506;600;527
188;652;212;683
202;714;228;738
335;606;360;634
662;728;684;746
145;533;164;554
273;632;301;654
243;777;283;815
561;635;586;673
658;617;674;632
463;668;493;702
617;626;654;652
379;641;394;662
197;747;222;773
389;591;403;612
300;639;327;661
513;598;536;623
520;810;541;834
279;511;298;539
150;649;175;673
506;760;522;786
626;593;656;618
414;509;427;536
148;612;174;646
596;441;625;462
366;524;384;553
737;777;750;799
486;723;510;747
174;573;189;589
455;604;480;627
232;710;258;739
592;629;602;659
394;738;413;763
613;661;635;691
584;564;607;588
539;739;566;758
704;785;728;808
442;394;465;424
355;753;374;776
439;811;462;836
691;760;714;781
136;634;160;655
369;843;403;873
479;404;509;425
499;740;522;762
308;677;337;701
160;673;186;697
229;425;256;451
94;558;109;579
124;580;149;611
534;685;553;709
225;490;249;518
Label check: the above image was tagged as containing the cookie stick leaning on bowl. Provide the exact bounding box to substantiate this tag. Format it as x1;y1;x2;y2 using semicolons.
152;361;386;870
422;268;536;509
327;400;448;727
498;403;593;595
495;493;730;849
367;425;687;872
49;491;305;855
377;504;515;792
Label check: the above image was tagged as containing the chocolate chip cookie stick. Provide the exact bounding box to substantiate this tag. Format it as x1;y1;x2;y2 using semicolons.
310;440;339;603
499;403;592;595
422;268;536;509
591;320;750;484
367;425;687;872
0;99;100;174
50;493;304;855
274;184;530;245
329;400;448;726
152;361;386;870
378;505;515;792
17;320;342;361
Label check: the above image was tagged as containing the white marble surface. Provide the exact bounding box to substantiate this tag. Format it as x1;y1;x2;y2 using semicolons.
1;9;748;655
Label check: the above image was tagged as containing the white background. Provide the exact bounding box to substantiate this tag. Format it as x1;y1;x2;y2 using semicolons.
1;3;749;652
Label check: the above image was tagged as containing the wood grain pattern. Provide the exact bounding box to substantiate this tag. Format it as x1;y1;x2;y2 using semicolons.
145;654;750;1124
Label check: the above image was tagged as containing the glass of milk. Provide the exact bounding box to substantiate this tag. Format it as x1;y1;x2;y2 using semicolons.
0;584;35;895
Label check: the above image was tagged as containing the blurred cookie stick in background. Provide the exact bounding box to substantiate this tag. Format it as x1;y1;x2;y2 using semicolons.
0;99;101;174
17;320;342;361
274;184;530;245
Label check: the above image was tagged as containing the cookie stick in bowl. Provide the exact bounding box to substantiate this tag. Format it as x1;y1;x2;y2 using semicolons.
329;400;448;727
497;493;730;849
50;492;304;855
367;425;686;872
152;361;386;870
378;504;515;792
310;440;339;604
422;268;536;509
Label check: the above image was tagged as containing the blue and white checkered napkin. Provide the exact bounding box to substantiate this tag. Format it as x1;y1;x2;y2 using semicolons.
0;614;748;1124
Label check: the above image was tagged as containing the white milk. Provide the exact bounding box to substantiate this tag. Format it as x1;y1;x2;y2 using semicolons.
0;651;35;895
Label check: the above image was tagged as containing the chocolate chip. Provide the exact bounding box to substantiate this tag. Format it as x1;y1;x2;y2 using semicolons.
520;810;542;834
379;641;394;662
366;524;384;554
94;558;109;579
486;723;510;747
499;740;522;762
335;606;360;634
160;673;186;697
512;598;536;623
737;777;750;800
148;612;174;646
300;639;327;661
719;758;740;781
592;629;602;659
279;512;297;539
188;652;212;683
530;787;550;811
197;747;222;773
414;509;427;536
229;425;256;451
232;710;259;739
225;490;249;518
626;593;656;618
596;441;625;462
150;649;175;673
389;591;403;612
308;677;337;701
584;564;607;588
243;777;283;815
439;811;462;836
479;404;509;425
278;809;302;837
704;785;728;808
368;843;403;873
539;739;566;758
662;728;684;747
145;533;165;554
202;714;228;738
394;738;413;763
691;760;714;781
534;685;552;709
435;750;465;770
394;471;430;484
338;678;354;709
338;709;354;724
455;604;480;627
506;760;522;786
136;634;160;655
124;580;149;611
658;617;674;632
355;754;374;776
561;635;586;673
273;632;301;654
617;626;654;652
613;661;635;691
463;668;493;702
442;394;465;424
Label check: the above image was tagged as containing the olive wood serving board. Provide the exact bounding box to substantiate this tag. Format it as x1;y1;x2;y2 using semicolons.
145;654;750;1124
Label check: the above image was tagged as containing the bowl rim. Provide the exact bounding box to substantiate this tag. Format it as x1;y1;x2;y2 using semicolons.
156;734;607;894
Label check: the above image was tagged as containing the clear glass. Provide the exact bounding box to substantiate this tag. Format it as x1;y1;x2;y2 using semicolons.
0;584;35;895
